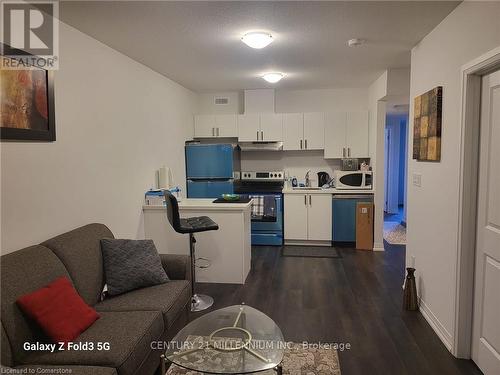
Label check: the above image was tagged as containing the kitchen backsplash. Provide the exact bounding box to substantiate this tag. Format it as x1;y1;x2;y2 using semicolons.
241;150;339;186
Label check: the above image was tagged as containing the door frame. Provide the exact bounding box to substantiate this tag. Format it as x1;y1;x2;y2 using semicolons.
454;46;500;358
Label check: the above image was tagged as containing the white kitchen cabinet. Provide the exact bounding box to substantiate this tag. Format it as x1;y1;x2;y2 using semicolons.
307;194;333;241
194;114;237;138
324;110;369;158
284;194;308;240
238;113;283;142
324;112;347;158
282;113;304;150
237;114;260;141
346;111;369;157
216;114;238;137
194;115;216;138
284;193;332;243
303;112;325;150
260;113;283;141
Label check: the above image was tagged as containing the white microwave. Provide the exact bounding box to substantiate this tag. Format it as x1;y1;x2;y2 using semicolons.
334;170;372;190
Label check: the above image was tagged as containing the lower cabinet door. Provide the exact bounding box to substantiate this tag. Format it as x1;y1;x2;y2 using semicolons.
284;194;308;240
307;194;332;241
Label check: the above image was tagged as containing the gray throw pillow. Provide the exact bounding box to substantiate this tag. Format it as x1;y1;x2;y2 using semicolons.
100;239;169;296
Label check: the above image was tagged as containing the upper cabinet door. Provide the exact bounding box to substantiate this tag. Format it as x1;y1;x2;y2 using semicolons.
282;113;304;150
324;111;347;158
215;114;237;137
194;115;216;138
238;114;260;142
346;110;369;158
303;112;325;150
260;113;283;141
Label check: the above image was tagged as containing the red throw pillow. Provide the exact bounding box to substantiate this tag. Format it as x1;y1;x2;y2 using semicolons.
16;276;99;343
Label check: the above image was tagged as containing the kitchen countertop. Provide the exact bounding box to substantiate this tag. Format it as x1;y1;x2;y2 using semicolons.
282;187;375;195
143;198;252;211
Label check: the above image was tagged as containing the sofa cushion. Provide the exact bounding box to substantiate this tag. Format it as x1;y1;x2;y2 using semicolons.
95;280;190;329
16;365;118;375
42;223;114;306
0;245;72;364
1;322;12;367
19;311;164;375
16;276;100;344
100;239;169;296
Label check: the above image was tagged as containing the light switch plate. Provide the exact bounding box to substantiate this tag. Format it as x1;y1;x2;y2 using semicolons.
412;173;422;187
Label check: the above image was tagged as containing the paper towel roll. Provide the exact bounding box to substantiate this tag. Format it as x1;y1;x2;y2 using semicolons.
158;166;172;189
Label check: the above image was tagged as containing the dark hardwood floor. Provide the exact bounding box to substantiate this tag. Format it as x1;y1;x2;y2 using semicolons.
192;243;481;375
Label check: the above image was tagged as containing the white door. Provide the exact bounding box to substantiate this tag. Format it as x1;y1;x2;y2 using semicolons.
260;113;283;141
194;115;216;138
303;112;325;150
284;194;308;240
324;111;347;158
282;113;303;150
472;70;500;375
215;114;237;137
346;110;369;157
307;194;332;241
238;114;260;141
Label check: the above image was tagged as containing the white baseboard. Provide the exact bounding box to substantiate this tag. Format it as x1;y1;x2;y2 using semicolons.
373;242;385;251
419;299;453;352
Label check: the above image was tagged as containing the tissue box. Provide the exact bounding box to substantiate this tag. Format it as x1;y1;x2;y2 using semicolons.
145;190;165;206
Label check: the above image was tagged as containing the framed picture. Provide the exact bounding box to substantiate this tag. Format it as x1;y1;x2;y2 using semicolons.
1;47;56;141
412;86;442;161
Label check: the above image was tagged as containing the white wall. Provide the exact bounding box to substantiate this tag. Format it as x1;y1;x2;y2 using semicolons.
0;22;197;254
407;1;500;351
368;72;388;251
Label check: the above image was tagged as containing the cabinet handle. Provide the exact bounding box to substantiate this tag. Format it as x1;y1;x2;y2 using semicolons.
257;131;259;140
348;147;351;157
304;195;307;205
217;127;220;136
309;195;312;205
212;128;215;136
300;139;303;149
305;139;308;149
343;147;346;157
261;130;264;140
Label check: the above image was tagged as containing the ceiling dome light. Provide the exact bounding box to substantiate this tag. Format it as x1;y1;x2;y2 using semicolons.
262;72;284;83
241;32;273;49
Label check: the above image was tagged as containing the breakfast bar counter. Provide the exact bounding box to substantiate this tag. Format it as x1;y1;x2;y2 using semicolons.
143;199;251;284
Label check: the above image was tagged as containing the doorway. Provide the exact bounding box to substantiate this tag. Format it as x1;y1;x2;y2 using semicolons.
383;109;408;245
454;47;500;371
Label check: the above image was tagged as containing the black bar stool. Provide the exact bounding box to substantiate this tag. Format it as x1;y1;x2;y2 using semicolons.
163;190;219;311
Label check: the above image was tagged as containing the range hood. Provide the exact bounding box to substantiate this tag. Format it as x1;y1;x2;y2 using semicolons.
238;141;283;152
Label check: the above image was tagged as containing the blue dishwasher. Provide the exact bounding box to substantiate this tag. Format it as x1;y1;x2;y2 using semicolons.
332;194;373;242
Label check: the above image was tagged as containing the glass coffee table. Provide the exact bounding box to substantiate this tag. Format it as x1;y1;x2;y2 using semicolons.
162;304;285;374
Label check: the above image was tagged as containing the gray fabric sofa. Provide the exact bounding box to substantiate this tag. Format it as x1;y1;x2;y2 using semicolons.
1;223;192;375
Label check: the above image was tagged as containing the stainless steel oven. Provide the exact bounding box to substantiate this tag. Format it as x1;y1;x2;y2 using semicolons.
234;171;284;246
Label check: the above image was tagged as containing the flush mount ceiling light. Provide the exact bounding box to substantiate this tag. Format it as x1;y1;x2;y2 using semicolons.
241;32;273;49
347;38;366;47
262;72;284;83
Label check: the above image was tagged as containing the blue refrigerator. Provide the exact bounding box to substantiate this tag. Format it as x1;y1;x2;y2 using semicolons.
185;143;240;198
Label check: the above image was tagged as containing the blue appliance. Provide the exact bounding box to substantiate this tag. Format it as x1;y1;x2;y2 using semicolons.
234;171;284;246
185;143;240;198
332;194;374;242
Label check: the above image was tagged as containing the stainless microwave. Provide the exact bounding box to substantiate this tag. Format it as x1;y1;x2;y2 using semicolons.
334;170;372;190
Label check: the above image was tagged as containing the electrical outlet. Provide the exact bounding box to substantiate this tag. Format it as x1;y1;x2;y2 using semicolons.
412;173;422;187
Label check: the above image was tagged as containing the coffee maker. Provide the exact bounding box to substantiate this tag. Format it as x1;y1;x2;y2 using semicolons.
317;172;330;187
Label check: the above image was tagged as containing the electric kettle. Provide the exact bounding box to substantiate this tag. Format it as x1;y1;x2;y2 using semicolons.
317;172;330;187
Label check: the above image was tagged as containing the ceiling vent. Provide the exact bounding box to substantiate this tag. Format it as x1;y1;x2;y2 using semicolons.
214;97;229;105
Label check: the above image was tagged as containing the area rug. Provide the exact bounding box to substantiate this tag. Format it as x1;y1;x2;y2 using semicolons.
166;341;341;375
383;221;406;245
282;246;341;258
